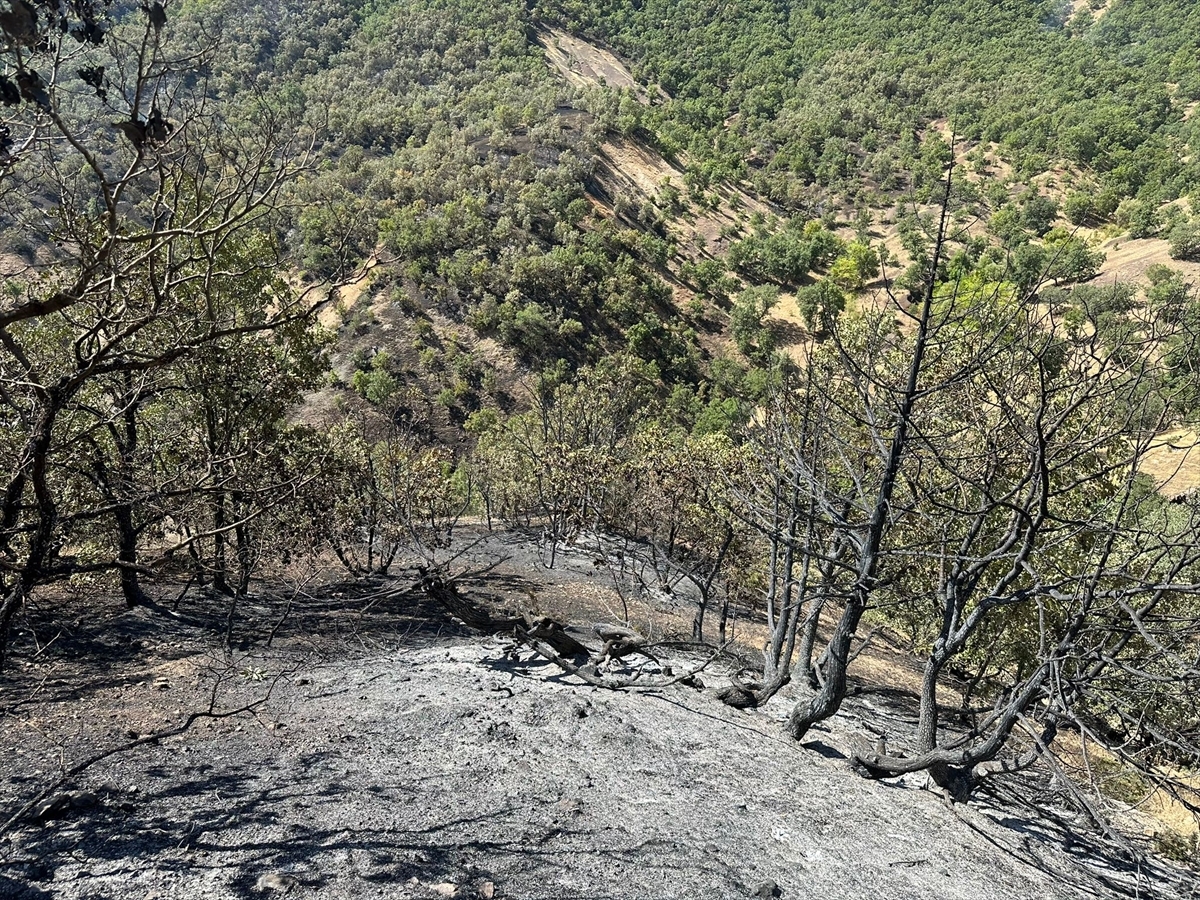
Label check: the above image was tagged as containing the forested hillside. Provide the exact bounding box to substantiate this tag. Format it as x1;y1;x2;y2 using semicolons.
540;0;1200;205
3;0;1200;881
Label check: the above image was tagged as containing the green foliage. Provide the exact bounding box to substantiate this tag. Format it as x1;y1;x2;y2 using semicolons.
728;219;843;286
351;351;400;405
1064;282;1139;345
680;257;737;304
1153;830;1199;864
1146;265;1195;323
540;0;1200;203
188;0;703;390
1091;756;1152;806
692;397;744;436
1042;228;1105;284
1162;298;1200;416
796;280;847;334
1116;198;1163;238
829;241;880;291
1167;217;1200;261
1063;192;1095;226
1020;193;1059;236
988;205;1027;246
730;285;779;357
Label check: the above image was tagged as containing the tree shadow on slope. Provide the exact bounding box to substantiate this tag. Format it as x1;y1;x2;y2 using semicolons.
0;874;54;899
1;572;476;707
966;771;1193;899
834;681;1195;898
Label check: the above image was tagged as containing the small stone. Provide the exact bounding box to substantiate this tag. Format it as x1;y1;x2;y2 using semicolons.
32;790;98;822
752;880;782;898
255;872;299;893
479;881;495;899
555;797;583;816
431;883;457;898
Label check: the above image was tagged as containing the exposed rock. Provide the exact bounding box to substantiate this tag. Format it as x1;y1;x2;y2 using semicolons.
32;790;99;822
255;872;299;893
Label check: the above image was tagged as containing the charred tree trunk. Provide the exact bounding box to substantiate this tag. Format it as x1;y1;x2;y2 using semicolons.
0;393;63;667
211;494;231;596
115;503;149;608
787;166;952;741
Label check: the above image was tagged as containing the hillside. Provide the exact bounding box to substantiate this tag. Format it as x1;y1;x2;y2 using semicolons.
234;0;1200;438
4;0;1200;893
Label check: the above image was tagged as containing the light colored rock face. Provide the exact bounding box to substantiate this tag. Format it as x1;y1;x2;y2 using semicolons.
2;638;1187;900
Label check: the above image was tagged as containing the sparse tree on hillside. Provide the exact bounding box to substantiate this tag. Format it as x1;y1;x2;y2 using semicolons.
473;359;655;568
1167;218;1200;262
306;409;471;578
619;426;747;643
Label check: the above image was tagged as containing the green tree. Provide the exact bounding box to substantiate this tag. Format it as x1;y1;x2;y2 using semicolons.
1020;192;1059;235
1117;198;1163;238
1167;217;1200;261
796;280;847;334
0;4;328;660
828;241;880;291
730;285;779;357
1042;228;1105;284
742;172;1200;803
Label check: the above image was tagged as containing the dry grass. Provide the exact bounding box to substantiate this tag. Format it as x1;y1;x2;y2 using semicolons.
1070;0;1113;20
1054;729;1200;856
1095;234;1200;286
1140;428;1200;499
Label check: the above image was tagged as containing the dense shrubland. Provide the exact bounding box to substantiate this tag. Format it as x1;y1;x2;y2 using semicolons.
536;0;1200;206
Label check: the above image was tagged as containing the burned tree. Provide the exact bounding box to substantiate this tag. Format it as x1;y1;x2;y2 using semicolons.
738;161;1200;801
0;4;331;660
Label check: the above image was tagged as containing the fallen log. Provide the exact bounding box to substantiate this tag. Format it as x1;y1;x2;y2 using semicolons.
416;567;729;693
418;568;525;632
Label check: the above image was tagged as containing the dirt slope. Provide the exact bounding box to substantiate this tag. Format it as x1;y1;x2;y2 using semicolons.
536;28;654;103
1094;236;1200;286
537;24;773;268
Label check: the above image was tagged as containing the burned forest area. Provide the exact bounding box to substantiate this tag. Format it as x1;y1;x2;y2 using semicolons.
4;0;1200;898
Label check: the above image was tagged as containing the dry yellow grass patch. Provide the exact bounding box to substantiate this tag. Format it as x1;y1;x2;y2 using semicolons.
1096;235;1200;286
1140;428;1200;499
536;27;653;102
1056;729;1199;855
